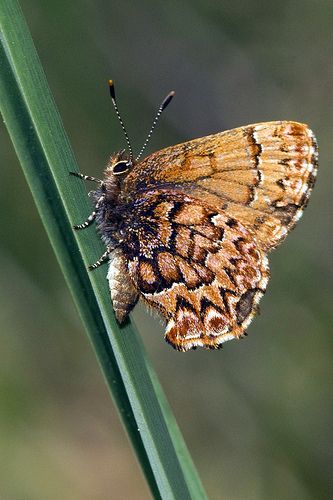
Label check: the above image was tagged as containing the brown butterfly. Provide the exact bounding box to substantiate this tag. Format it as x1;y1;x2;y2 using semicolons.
71;81;318;351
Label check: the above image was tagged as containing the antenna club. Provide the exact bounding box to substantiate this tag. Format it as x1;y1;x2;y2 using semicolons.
161;90;176;110
108;79;116;99
107;79;134;161
135;89;176;162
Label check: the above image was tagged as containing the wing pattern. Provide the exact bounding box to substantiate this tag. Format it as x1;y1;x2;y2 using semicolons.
116;190;269;350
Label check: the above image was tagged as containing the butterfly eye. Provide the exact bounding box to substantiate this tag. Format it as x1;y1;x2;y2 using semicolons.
113;161;130;176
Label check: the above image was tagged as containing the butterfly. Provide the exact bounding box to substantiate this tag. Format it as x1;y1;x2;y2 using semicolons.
71;81;318;351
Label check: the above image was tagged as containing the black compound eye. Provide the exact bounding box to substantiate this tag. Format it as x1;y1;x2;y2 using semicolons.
113;161;130;175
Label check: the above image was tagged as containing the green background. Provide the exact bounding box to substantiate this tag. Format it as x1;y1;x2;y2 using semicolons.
0;1;332;498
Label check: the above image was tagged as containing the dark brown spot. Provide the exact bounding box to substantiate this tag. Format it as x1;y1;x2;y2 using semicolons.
245;127;262;168
307;171;316;190
273;203;299;225
236;289;257;324
278;158;292;166
200;296;224;317
226;218;237;228
248;185;256;205
280;145;289;153
225;267;237;287
234;237;246;251
207;315;226;333
276;179;286;189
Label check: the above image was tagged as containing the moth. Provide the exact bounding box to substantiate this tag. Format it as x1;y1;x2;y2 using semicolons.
71;81;318;351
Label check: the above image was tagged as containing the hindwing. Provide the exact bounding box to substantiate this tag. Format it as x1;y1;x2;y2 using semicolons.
118;191;269;351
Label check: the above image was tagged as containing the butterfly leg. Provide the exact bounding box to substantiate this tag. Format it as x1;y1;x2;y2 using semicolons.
73;194;106;230
88;247;113;271
70;171;103;184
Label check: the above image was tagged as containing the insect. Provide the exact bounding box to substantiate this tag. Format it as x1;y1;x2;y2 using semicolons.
71;80;318;351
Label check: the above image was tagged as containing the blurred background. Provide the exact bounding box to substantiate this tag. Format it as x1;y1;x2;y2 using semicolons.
0;0;332;498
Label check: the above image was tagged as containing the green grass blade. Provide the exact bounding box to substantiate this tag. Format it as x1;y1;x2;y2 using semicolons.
0;1;207;498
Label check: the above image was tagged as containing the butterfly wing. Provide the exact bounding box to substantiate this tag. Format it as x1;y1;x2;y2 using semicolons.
118;190;269;351
124;121;318;251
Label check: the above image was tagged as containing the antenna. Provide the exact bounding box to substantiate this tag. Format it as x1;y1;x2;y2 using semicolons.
135;90;175;162
108;80;134;162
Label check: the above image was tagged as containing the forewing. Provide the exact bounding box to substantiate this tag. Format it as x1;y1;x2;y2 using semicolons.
124;121;318;251
120;191;269;351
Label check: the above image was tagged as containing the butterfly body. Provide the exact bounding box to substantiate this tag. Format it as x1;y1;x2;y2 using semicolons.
75;120;318;351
